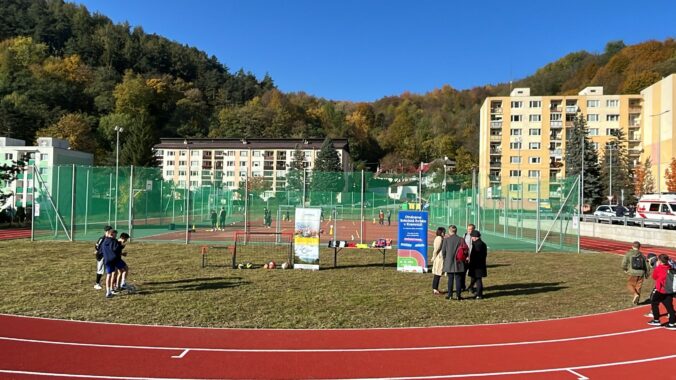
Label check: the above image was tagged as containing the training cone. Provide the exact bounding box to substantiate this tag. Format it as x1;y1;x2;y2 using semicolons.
329;225;333;235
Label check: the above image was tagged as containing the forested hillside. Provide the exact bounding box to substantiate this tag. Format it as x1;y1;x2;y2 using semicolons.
1;0;675;171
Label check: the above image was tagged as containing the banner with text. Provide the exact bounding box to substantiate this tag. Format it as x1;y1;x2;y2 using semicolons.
293;207;321;270
397;211;428;273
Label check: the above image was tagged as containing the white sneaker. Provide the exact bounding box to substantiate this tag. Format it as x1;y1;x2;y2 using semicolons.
94;284;102;290
644;312;654;318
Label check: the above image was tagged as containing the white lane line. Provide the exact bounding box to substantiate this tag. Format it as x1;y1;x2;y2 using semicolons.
1;354;676;379
566;368;589;380
0;327;659;353
171;349;189;359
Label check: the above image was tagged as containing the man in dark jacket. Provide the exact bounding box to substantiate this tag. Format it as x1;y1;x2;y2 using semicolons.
467;230;488;299
442;225;466;300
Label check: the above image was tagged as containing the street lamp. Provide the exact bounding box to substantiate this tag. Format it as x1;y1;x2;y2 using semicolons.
443;156;449;193
114;126;123;229
183;139;192;243
606;141;618;204
649;110;670;194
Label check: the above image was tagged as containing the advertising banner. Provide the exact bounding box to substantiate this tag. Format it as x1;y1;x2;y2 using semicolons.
397;211;428;273
293;208;321;270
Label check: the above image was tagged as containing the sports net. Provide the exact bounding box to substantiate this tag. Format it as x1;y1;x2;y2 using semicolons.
232;231;293;269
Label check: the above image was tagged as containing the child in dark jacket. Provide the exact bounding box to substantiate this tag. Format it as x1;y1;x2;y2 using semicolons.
647;254;676;329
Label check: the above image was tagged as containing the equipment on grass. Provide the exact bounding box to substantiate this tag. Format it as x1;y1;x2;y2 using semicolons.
268;261;276;269
281;262;290;269
232;231;293;269
245;262;253;269
237;263;244;269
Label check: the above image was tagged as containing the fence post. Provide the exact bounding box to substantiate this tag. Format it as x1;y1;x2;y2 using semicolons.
84;167;90;236
55;165;60;237
129;165;134;239
70;164;75;242
360;169;364;244
159;180;163;226
536;177;540;253
186;179;191;245
30;165;35;241
108;173;112;225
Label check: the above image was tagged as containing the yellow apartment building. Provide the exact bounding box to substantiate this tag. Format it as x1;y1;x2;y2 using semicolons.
641;74;676;194
479;86;643;207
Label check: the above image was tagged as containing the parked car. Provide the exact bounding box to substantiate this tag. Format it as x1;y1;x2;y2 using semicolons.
593;205;618;223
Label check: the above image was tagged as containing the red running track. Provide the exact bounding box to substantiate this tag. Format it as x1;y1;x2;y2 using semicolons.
2;307;676;379
0;228;30;241
580;236;676;258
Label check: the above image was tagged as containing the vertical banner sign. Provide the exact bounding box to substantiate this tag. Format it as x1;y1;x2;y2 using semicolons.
397;211;429;273
293;208;321;270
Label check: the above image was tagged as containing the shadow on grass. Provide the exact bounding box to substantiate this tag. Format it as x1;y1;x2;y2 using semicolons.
486;282;567;298
137;277;248;294
328;262;397;270
486;263;511;269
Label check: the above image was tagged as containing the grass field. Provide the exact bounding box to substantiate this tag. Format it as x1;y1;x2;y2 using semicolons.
0;240;650;329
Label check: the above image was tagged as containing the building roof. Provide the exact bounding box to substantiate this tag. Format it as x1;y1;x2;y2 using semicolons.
154;138;349;151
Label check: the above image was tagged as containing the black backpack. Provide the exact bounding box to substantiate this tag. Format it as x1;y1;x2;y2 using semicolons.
631;255;645;271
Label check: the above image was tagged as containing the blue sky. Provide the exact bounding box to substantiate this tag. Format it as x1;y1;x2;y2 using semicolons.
72;0;675;102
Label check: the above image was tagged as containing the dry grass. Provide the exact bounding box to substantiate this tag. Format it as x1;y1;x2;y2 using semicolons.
0;240;649;328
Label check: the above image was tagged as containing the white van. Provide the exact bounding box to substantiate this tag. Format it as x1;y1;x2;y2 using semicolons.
636;194;676;228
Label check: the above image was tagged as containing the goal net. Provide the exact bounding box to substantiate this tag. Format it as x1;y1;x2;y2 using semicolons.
232;231;294;269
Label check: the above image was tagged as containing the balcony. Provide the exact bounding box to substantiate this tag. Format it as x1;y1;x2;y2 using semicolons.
489;175;501;182
491;107;503;114
549;149;562;157
565;106;578;113
490;135;502;142
489;161;502;168
550;133;562;141
550;120;563;128
629;134;641;141
550;105;562;112
490;121;503;128
490;148;502;155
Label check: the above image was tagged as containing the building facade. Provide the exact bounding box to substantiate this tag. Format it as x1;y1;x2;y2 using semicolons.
641;74;676;194
0;137;94;210
153;138;351;191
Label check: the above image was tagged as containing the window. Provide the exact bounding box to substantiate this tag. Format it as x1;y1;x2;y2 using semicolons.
226;161;234;167
510;156;521;164
529;114;541;122
179;151;186;156
225;150;235;157
165;170;174;176
606;99;619;107
529;100;541;108
178;160;186;167
528;184;538;192
225;171;234;177
587;100;599;108
240;151;248;157
178;170;186;176
661;204;670;213
190;160;199;167
530;157;541;164
40;153;49;161
191;150;199;157
178;180;186;187
240;161;247;167
529;142;541;150
589;128;599;136
670;204;676;213
550;113;562;121
509;170;521;177
587;114;599;122
4;153;12;160
592;143;599;150
529;128;541;136
511;115;522;122
510;142;522;150
648;203;659;212
190;170;198;177
167;151;175;157
511;101;523;108
510;128;522;136
528;170;540;178
253;151;262;157
606;114;619;121
509;184;521;191
605;128;619;136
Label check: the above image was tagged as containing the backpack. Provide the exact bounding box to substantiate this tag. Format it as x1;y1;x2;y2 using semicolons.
456;240;469;262
94;236;105;261
631;255;645;271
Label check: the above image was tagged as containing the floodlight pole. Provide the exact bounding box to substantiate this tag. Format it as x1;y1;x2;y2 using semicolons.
360;169;364;244
114;126;123;229
84;167;90;236
70;164;75;242
30;165;35;241
184;139;191;244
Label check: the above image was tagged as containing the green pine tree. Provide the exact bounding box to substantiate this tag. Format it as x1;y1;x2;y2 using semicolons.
286;145;306;204
120;121;157;167
565;113;603;207
310;137;345;204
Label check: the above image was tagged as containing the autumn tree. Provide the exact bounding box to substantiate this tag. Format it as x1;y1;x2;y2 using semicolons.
665;158;676;192
36;113;98;153
634;157;656;197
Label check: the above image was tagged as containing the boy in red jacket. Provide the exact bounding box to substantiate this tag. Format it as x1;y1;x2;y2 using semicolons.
647;254;676;329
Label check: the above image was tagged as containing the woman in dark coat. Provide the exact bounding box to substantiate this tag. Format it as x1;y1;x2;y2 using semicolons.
467;230;487;299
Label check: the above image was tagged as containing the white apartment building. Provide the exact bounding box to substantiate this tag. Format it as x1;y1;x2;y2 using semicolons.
0;137;94;209
153;138;351;191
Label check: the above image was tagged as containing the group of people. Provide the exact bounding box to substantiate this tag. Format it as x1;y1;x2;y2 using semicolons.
209;207;228;231
431;223;488;300
378;209;392;226
94;226;130;298
622;241;676;328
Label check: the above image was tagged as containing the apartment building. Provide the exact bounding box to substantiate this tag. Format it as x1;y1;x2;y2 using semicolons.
153;138;351;191
641;74;676;194
0;137;94;209
479;86;643;205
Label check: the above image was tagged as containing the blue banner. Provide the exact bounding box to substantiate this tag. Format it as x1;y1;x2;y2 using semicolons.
397;211;428;273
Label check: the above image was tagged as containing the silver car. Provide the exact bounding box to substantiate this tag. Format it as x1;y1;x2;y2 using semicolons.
593;205;618;223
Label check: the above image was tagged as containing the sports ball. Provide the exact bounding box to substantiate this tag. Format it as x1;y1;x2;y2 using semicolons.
263;263;269;269
281;262;289;269
237;263;244;269
245;262;253;269
268;261;276;269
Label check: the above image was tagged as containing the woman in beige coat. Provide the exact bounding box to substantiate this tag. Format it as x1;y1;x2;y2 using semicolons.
431;227;446;294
